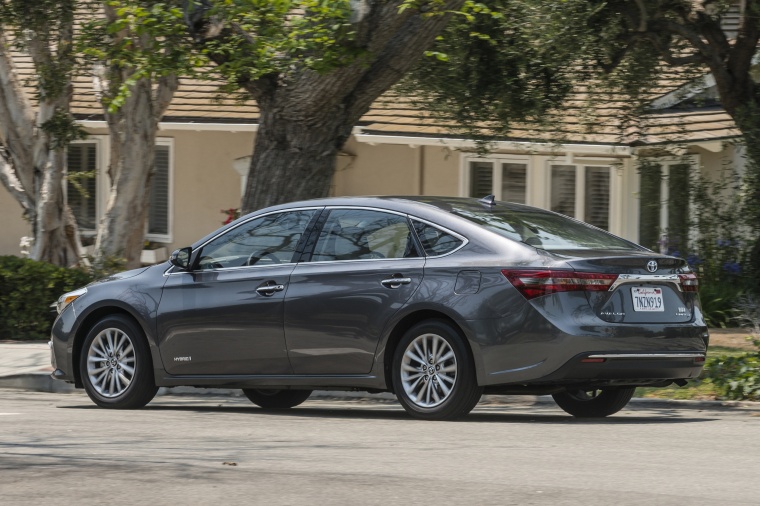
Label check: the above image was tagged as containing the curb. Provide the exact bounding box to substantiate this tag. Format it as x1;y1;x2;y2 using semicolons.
3;373;760;412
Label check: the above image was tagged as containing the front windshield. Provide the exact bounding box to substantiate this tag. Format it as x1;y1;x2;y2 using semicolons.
452;206;640;251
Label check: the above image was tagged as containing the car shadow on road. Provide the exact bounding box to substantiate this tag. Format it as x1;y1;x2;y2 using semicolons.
60;402;718;424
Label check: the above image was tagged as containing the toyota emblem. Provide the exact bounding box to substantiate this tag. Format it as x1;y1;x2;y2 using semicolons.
646;260;658;273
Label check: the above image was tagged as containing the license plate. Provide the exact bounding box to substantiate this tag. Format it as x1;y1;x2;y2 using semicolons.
631;287;664;312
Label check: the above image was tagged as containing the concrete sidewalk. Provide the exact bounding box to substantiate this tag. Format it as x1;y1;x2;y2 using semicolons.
2;336;759;411
0;341;74;393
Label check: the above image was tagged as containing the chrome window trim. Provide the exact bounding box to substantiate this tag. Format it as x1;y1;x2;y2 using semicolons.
307;206;422;264
408;216;469;259
608;274;683;292
300;257;424;267
587;353;705;359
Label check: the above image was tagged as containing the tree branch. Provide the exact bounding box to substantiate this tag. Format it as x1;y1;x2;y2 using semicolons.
728;0;760;81
153;74;179;122
0;150;33;217
0;32;35;196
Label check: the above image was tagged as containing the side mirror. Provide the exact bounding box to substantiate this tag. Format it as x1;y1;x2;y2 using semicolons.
169;247;192;270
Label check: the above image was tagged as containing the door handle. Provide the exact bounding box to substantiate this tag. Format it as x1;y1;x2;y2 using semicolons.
256;283;285;296
381;277;412;288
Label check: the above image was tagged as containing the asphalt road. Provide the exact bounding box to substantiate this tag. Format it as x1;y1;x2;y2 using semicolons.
1;390;759;505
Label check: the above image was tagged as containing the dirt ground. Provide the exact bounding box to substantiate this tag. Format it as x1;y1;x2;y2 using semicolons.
709;328;759;350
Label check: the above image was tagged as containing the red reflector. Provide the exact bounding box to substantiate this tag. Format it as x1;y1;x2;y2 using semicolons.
678;273;699;292
502;269;619;300
580;358;607;363
694;356;705;363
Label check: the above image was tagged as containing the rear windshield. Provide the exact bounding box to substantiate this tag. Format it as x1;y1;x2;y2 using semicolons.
452;207;640;251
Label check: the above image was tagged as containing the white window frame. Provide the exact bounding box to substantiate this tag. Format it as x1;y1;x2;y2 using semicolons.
460;154;532;204
147;138;175;244
65;135;174;244
545;158;620;234
66;136;109;237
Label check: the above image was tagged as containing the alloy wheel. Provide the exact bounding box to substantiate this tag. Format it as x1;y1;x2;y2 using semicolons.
86;328;136;398
400;332;457;408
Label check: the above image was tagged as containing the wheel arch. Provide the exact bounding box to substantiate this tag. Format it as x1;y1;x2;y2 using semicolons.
72;306;153;388
382;309;478;392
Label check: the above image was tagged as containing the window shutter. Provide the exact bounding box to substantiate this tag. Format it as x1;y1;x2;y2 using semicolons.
66;143;98;230
551;165;576;218
667;164;690;254
148;146;170;236
469;162;493;198
501;163;527;204
584;167;610;230
638;163;662;249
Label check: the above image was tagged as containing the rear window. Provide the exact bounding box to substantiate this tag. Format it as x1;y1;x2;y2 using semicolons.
452;207;639;251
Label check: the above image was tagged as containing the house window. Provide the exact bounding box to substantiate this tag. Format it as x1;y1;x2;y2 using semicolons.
66;139;173;242
466;157;528;204
550;164;611;230
637;159;693;253
66;143;98;231
148;145;171;237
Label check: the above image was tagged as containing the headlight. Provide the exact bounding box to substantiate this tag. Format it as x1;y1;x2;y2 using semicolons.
55;287;87;314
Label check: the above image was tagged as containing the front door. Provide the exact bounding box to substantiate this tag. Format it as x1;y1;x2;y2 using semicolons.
157;209;319;375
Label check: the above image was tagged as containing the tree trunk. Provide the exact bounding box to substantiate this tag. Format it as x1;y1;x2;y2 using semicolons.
231;1;464;212
0;27;83;267
243;101;353;212
94;79;158;269
31;147;83;266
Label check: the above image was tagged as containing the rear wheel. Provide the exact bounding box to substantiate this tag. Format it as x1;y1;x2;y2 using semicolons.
79;315;158;409
552;387;635;418
242;389;313;409
391;320;482;420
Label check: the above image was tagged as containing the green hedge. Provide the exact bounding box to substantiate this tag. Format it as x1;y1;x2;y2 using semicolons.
0;256;92;340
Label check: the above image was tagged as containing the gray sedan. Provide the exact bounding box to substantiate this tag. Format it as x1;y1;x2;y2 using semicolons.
50;196;708;420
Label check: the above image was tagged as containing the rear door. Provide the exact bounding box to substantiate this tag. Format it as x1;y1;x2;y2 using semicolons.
284;208;425;374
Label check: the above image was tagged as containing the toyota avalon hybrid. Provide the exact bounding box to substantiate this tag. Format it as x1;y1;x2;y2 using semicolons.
50;196;708;420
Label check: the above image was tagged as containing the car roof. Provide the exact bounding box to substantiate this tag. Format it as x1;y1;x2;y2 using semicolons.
189;196;549;250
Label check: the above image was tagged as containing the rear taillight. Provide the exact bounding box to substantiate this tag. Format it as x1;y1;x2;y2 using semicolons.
678;273;699;292
502;270;618;300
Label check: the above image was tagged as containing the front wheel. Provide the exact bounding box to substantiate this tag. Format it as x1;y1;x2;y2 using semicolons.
79;315;158;409
391;320;482;421
242;389;313;409
552;387;635;418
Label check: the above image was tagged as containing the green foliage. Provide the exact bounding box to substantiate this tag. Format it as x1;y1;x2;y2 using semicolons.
79;1;201;113
698;282;742;328
636;154;754;326
402;0;595;141
704;345;760;401
0;0;77;101
41;109;88;149
0;256;92;340
194;0;369;94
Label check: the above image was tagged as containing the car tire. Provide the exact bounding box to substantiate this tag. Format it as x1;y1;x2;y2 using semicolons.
242;389;313;409
391;319;482;421
552;387;636;418
79;314;158;409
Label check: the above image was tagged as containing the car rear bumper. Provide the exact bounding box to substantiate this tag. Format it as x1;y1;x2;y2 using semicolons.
464;306;709;386
524;351;705;386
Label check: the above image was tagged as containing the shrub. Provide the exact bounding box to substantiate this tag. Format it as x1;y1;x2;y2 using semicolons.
704;347;760;401
0;256;92;340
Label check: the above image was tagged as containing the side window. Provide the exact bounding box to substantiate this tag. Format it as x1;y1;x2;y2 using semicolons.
412;220;463;256
198;210;316;270
311;209;419;261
